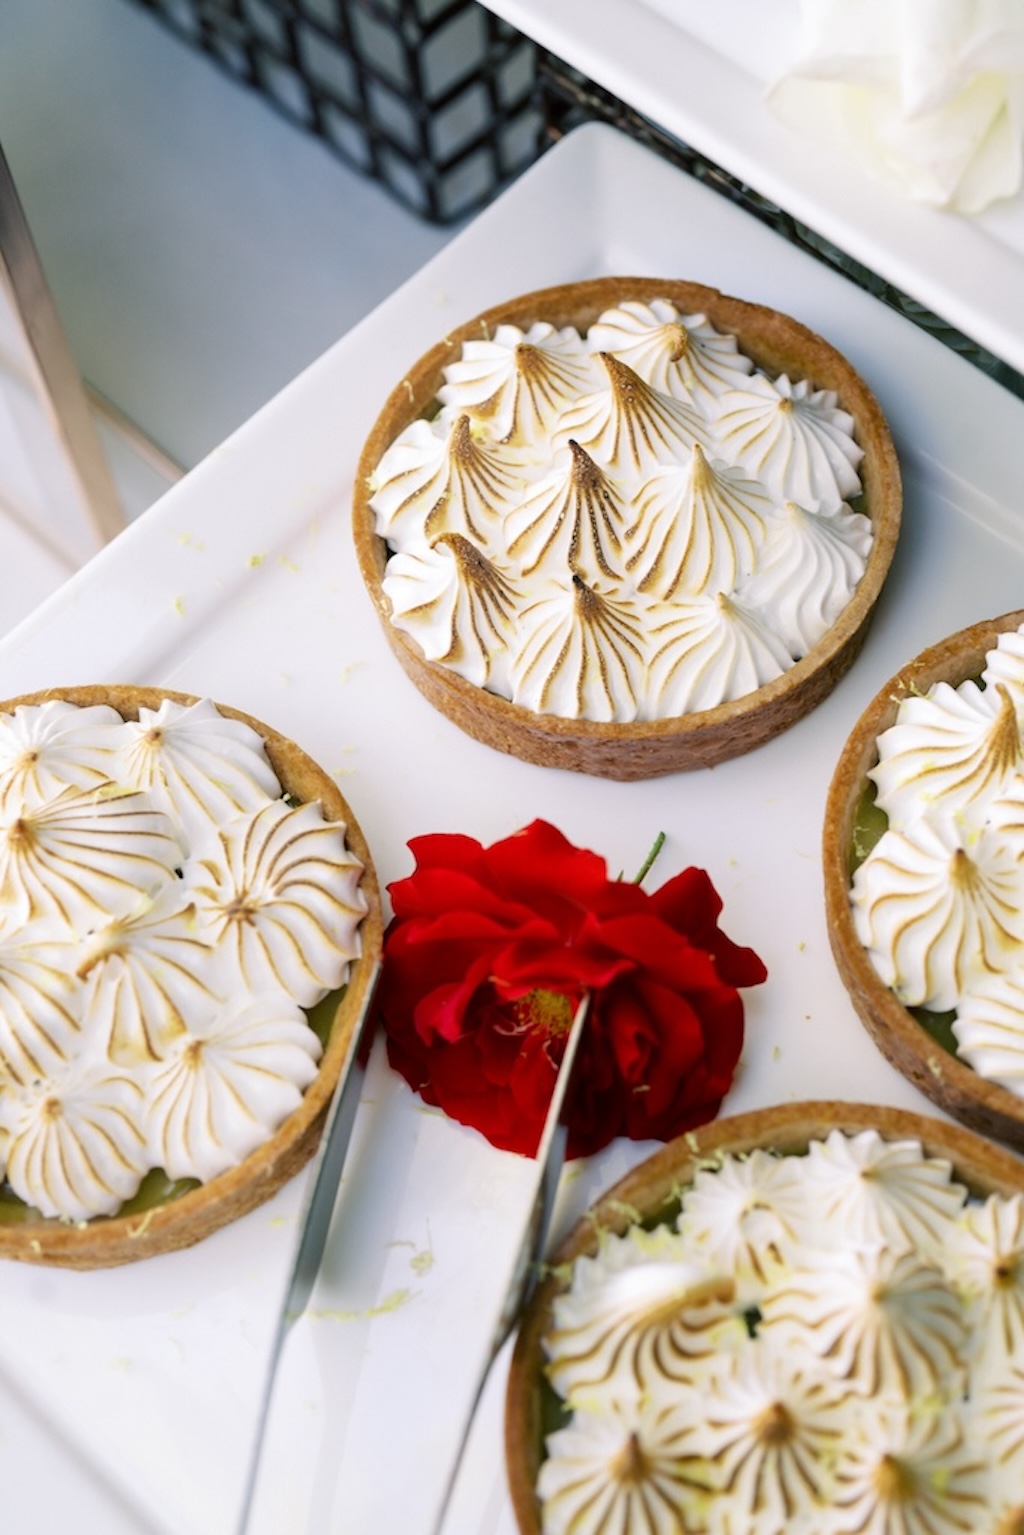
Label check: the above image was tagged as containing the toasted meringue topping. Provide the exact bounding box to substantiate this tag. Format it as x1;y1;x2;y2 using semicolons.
539;1136;1017;1529
545;1226;741;1406
830;1403;988;1535
871;681;1024;831
952;968;1024;1093
715;374;864;503
0;784;183;928
626;446;772;599
982;627;1024;715
0;914;82;1084
537;1396;704;1535
850;817;1024;1011
505;441;629;583
510;575;649;723
114;697;281;853
0;701;124;810
676;1148;811;1294
587;299;755;407
383;533;522;692
974;1362;1024;1509
186;799;366;1008
946;1193;1024;1365
0;1056;148;1220
760;1246;969;1400
145;993;321;1183
800;1128;967;1258
369;415;527;550
557;353;713;475
646;592;794;717
75;885;221;1067
739;498;874;656
689;1349;858;1530
437;322;595;445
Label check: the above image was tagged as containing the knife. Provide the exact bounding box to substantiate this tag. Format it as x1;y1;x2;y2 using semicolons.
428;989;592;1535
236;955;382;1535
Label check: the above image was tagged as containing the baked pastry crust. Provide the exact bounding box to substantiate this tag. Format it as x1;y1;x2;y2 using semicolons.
824;612;1024;1151
504;1099;1024;1532
353;277;902;780
0;685;382;1269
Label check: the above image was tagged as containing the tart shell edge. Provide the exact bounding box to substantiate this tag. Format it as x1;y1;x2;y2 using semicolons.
823;612;1024;1152
0;684;383;1270
352;277;902;781
503;1098;1024;1534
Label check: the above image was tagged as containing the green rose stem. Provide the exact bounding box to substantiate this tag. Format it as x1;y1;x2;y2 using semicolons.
632;830;666;886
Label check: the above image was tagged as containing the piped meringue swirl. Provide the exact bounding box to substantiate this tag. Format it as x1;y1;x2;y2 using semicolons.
715;374;864;504
0;784;183;928
851;816;1024;1011
0;1056;149;1220
557;353;713;476
626;447;771;600
511;576;648;724
186;799;366;1008
369;415;526;549
145;993;322;1183
383;534;522;692
437;322;595;445
537;1396;704;1535
114;696;282;853
871;681;1024;831
0;700;124;809
587;298;755;407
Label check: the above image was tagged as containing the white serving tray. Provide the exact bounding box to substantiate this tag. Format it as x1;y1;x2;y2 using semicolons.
2;121;1024;1535
482;0;1024;379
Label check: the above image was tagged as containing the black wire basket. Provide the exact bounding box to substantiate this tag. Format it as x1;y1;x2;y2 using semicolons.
126;0;543;223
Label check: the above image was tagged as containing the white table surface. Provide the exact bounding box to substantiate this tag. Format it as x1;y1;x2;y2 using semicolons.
481;0;1024;379
3;120;1024;1534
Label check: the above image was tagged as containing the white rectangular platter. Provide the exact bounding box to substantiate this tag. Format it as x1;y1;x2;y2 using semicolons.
2;121;1024;1535
482;0;1024;379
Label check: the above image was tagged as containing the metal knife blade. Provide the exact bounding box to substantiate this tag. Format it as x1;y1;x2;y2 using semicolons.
236;954;382;1535
428;989;591;1535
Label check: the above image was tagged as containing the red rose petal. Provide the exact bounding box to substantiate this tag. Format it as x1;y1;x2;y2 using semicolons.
378;822;766;1159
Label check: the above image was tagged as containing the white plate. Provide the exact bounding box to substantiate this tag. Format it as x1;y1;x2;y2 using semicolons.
482;0;1024;378
3;121;1024;1535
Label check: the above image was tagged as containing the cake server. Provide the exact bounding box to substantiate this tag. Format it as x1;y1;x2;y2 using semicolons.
236;955;382;1535
428;989;592;1535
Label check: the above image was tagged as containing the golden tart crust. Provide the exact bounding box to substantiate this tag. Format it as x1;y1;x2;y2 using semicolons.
824;612;1024;1152
353;277;902;781
0;684;382;1269
504;1100;1024;1533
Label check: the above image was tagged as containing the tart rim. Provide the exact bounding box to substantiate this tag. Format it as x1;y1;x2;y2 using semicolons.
0;683;383;1270
352;276;903;781
823;610;1024;1152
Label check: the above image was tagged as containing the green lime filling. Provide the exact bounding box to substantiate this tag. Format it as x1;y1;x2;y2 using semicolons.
0;986;344;1227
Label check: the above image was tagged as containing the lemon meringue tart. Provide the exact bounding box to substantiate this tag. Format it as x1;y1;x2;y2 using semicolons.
0;685;381;1268
353;278;901;780
505;1101;1024;1535
825;612;1024;1153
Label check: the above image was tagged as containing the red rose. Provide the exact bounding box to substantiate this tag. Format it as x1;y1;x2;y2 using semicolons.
378;820;766;1159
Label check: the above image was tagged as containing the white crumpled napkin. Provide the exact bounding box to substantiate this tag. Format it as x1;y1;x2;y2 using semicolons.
768;0;1024;212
